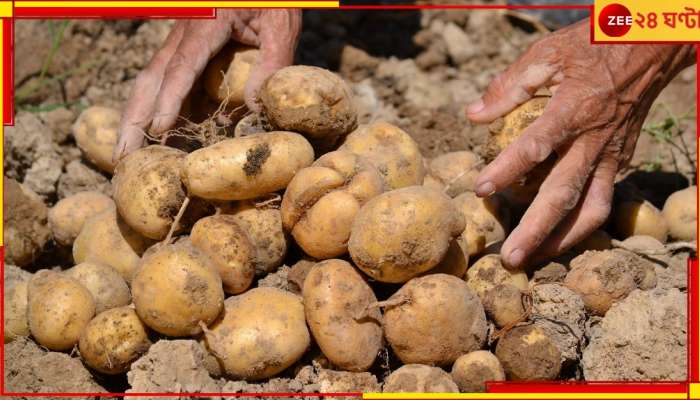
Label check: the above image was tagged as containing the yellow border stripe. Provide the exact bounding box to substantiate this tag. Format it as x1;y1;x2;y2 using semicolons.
15;1;339;7
365;394;687;400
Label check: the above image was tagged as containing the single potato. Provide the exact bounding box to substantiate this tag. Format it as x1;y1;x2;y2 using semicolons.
426;151;482;197
4;280;30;342
383;364;459;393
72;106;120;174
614;200;669;243
451;351;506;392
203;44;259;107
465;254;529;301
48;191;115;246
65;261;131;314
662;186;697;241
453;192;510;257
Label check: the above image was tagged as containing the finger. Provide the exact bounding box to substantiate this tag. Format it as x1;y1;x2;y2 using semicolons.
114;23;185;162
500;132;607;270
150;19;233;135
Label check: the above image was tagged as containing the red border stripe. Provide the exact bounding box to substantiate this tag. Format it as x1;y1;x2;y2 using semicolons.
15;7;216;18
3;18;12;125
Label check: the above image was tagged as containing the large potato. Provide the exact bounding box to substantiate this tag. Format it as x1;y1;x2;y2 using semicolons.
65;262;131;314
190;215;255;294
340;121;425;190
282;150;385;259
383;274;487;366
454;192;510;257
260;65;357;142
132;241;224;337
466;254;528;301
28;270;95;351
183;132;314;201
4;280;30;342
662;186;697;241
73;207;152;283
349;186;465;283
303;260;382;371
79;307;152;374
425;151;482;197
202;287;310;379
615;199;669;243
72;106;119;174
203;44;258;107
48;191;115;246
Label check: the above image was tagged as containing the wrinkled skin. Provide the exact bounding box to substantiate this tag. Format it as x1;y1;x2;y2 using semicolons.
114;10;302;160
467;20;696;269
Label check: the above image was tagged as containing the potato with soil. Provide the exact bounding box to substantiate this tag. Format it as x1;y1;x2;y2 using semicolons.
4;281;30;342
424;151;482;197
495;324;561;381
260;65;357;143
451;351;506;392
203;44;259;107
282;150;385;259
348;186;465;283
483;284;526;328
72;106;120;174
383;274;487;366
79;306;152;374
132;241;224;337
190;215;255;295
48;191;115;246
303;259;382;371
183;131;314;201
466;254;528;301
341;121;426;190
202;287;310;380
662;186;697;241
454;192;510;257
383;364;458;393
73;207;152;283
614;199;669;243
4;177;51;267
28;270;95;351
65;262;131;314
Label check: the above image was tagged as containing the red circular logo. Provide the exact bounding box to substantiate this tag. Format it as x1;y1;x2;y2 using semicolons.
598;3;632;37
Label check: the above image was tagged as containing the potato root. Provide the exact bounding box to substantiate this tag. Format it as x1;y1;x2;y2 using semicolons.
495;325;561;381
203;44;259;107
65;262;131;314
451;351;506;392
72;106;120;174
383;364;458;393
662;186;697;241
454;192;510;257
48;191;115;246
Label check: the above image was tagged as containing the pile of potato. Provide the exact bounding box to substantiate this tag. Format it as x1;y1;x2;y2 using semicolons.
5;47;697;393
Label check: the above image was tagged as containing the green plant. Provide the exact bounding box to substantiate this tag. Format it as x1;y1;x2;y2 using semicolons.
642;104;696;181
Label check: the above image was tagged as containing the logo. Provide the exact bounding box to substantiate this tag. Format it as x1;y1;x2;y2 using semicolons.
598;3;633;37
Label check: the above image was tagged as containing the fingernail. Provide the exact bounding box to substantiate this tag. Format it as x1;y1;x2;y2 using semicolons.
466;99;485;115
507;248;526;269
475;181;496;197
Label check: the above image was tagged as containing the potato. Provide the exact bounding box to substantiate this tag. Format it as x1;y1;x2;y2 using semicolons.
282;150;385;259
451;351;505;392
424;239;469;279
65;262;131;314
224;201;288;274
383;364;458;393
662;186;697;241
341;121;426;190
483;284;525;328
28;270;95;351
72;106;120;174
348;186;465;283
183;132;314;201
202;287;310;379
190;215;255;294
203;44;258;107
454;192;510;257
113;145;192;240
73;207;152;283
132;241;224;337
384;274;487;366
303;259;382;371
48;191;115;246
78;306;152;374
4;178;51;267
4;281;30;342
466;254;528;301
495;325;561;381
427;151;482;197
260;65;357;142
572;229;612;253
614;200;669;243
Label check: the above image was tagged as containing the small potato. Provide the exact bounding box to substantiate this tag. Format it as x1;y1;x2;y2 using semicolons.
48;191;115;246
203;44;259;107
454;192;510;257
572;229;612;253
349;186;465;283
79;306;152;374
28;270;96;351
65;262;131;314
451;351;505;393
662;186;697;241
190;215;255;294
132;241;224;337
341;121;426;190
260;65;357;142
183;132;314;201
73;208;152;283
4;281;30;342
495;325;561;381
303;260;382;372
282;150;385;259
72;106;120;174
466;254;528;301
383;364;458;393
202;287;310;380
483;284;525;328
614;200;669;243
384;274;487;366
427;151;482;197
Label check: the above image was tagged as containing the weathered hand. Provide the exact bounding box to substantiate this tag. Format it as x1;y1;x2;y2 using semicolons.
113;9;302;161
467;19;696;269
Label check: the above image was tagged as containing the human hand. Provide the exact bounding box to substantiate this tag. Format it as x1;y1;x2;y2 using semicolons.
466;19;696;269
113;9;302;161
